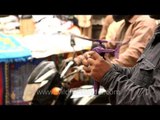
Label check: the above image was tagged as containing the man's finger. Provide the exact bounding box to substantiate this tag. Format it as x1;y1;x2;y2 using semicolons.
74;55;85;65
82;59;89;67
83;66;91;73
83;72;91;77
87;58;95;66
84;51;101;60
90;51;101;59
83;51;96;60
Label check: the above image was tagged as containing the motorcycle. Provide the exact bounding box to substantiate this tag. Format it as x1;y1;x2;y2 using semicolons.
23;59;109;105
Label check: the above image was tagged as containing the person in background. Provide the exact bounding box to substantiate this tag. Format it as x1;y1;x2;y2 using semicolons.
103;15;157;67
99;15;114;40
74;15;160;105
75;15;92;38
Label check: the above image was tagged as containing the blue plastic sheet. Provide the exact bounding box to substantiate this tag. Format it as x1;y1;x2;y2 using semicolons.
0;33;31;63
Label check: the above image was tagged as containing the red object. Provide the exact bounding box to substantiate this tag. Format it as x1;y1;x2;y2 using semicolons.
0;64;3;105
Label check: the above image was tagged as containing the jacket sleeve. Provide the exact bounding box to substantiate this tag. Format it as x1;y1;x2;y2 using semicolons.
112;64;135;78
100;64;160;105
111;19;157;67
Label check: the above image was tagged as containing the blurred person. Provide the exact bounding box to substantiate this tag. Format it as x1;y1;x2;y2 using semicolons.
103;15;157;67
99;15;114;40
75;15;92;38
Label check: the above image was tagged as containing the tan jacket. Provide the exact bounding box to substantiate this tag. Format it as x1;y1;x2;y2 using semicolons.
106;15;157;67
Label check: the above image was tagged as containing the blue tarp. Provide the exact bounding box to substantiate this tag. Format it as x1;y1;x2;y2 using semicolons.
0;33;32;63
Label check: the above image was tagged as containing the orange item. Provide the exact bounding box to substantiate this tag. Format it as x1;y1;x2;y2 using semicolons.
51;87;61;96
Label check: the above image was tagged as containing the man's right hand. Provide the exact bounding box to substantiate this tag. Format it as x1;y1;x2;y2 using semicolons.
74;51;113;82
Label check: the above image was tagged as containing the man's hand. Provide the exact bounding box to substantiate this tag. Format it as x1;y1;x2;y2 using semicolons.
74;54;85;65
75;51;112;82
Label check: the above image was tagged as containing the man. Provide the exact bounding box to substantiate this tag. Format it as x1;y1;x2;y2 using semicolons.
103;15;157;67
99;15;114;40
75;15;92;38
74;15;160;105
